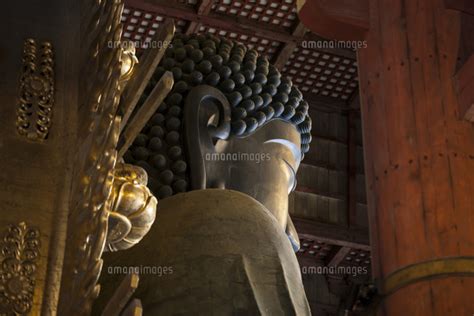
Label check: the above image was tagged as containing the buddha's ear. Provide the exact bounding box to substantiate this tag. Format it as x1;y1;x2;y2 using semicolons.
183;85;231;190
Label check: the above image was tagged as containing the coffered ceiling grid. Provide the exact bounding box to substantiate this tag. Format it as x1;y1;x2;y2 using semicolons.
122;0;357;103
211;0;298;29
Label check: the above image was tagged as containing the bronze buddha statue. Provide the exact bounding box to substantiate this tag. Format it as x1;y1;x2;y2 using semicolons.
95;32;313;315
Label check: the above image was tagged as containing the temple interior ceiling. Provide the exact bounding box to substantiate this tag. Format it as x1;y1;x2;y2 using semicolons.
121;0;359;103
2;0;473;315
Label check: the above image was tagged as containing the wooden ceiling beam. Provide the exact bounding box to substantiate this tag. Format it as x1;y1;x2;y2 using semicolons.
185;0;213;35
126;0;295;42
304;92;349;111
293;217;370;251
273;22;307;69
294;187;347;203
125;0;356;59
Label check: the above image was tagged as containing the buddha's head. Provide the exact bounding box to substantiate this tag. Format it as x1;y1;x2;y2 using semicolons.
123;33;312;250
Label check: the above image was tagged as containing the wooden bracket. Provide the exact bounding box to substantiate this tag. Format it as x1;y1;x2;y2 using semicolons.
296;0;369;41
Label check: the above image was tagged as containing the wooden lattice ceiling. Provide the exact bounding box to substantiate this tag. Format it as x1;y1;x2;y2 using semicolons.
282;47;359;100
298;238;371;269
121;0;358;105
211;0;298;29
121;7;189;40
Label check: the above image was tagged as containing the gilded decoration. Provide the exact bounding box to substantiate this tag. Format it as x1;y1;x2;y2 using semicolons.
16;39;54;141
0;222;40;315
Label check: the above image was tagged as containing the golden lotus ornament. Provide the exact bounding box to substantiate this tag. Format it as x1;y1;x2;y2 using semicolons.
105;163;158;252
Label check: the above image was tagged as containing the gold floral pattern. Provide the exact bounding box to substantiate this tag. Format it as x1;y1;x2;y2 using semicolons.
16;39;54;141
0;222;40;315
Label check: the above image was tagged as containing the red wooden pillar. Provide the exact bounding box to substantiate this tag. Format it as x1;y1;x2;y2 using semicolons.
298;0;474;315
